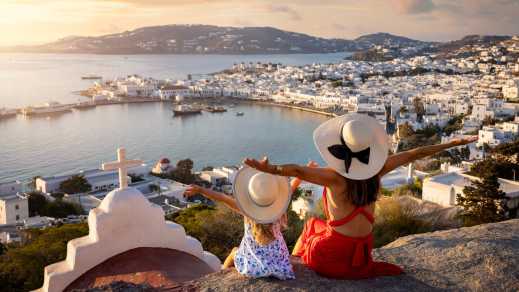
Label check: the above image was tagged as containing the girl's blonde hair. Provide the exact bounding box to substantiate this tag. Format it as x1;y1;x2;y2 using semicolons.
245;217;275;246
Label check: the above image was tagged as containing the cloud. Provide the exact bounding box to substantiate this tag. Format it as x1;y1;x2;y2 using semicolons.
392;0;436;14
266;4;302;21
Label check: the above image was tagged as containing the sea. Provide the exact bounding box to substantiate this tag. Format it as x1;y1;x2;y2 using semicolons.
0;53;347;182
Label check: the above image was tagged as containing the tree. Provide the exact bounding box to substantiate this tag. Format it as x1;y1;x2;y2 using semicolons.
482;115;496;126
413;98;425;123
27;191;84;218
0;243;5;256
460;146;471;160
398;122;415;138
171;159;196;184
128;174;144;183
442;115;464;136
41;200;84;218
492;139;519;156
59;175;91;194
27;192;47;217
457;175;508;226
468;157;519;180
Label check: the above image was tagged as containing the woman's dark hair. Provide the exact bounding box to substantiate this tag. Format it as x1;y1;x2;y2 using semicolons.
344;175;380;206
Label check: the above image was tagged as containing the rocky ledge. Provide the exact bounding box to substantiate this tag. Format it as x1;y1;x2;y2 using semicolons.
78;219;519;291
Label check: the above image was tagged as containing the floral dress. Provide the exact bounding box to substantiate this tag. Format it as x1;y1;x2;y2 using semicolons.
234;220;295;280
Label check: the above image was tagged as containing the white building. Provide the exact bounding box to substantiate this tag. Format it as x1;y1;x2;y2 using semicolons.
158;85;190;100
199;171;227;187
291;182;324;219
0;195;29;225
502;79;519;100
477;120;519;147
0;231;21;244
0;181;23;196
423;171;519;214
151;158;173;175
36;165;148;194
212;166;239;183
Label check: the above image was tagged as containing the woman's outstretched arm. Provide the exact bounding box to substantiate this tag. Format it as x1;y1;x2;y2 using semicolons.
244;157;342;188
378;136;477;176
184;185;242;214
290;161;320;193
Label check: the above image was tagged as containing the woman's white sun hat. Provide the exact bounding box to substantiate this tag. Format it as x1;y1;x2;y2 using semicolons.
313;113;389;180
233;166;290;224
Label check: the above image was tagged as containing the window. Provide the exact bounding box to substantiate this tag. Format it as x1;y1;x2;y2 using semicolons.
15;205;19;210
16;215;20;220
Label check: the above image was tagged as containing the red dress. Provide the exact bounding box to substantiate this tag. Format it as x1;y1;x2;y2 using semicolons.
293;189;403;279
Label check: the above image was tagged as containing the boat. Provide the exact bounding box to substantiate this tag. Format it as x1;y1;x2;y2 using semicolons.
22;101;73;117
0;107;17;119
205;106;227;113
173;104;202;116
73;101;97;110
236;112;244;116
81;74;102;80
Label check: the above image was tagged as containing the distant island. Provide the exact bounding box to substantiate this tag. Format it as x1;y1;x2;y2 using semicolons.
1;24;510;55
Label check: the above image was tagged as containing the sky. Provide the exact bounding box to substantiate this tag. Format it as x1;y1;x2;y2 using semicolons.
1;0;519;46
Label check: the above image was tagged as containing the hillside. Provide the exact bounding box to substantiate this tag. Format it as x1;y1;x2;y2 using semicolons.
354;32;430;48
3;25;355;54
1;25;511;56
1;25;432;55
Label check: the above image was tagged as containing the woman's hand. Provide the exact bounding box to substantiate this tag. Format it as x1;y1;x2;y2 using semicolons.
243;156;276;173
451;135;478;146
184;184;204;199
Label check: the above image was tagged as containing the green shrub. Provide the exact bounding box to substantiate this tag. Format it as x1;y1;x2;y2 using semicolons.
168;204;243;260
373;197;432;248
28;192;84;218
282;210;304;252
391;178;422;198
0;224;88;292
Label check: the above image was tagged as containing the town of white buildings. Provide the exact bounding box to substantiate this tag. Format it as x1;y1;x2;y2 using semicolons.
2;36;519;243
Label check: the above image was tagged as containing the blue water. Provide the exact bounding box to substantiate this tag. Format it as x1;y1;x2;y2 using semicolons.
0;53;347;108
0;53;343;182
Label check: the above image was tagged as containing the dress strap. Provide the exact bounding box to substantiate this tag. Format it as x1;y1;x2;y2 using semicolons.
322;188;375;227
322;188;331;219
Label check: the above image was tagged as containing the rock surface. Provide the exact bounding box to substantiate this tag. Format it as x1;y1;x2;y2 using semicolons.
78;219;519;291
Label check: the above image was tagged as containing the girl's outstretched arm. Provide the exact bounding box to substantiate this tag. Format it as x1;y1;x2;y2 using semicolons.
244;157;342;188
378;136;478;176
184;185;242;214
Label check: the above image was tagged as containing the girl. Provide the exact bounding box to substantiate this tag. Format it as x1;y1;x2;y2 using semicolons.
184;163;315;280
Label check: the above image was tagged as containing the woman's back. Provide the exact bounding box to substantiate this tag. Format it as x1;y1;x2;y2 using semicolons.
325;170;376;238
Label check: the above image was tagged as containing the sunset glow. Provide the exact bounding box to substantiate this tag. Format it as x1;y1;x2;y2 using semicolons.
1;0;519;46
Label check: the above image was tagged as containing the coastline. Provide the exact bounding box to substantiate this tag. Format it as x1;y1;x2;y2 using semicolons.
6;96;338;119
251;100;337;117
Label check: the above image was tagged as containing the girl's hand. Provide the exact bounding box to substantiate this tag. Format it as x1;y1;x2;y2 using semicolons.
307;160;319;168
452;136;478;146
244;156;276;173
184;184;204;198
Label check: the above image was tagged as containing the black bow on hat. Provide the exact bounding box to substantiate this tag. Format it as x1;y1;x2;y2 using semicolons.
327;131;370;173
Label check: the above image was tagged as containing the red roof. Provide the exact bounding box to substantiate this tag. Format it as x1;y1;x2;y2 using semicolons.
160;158;171;164
65;247;214;291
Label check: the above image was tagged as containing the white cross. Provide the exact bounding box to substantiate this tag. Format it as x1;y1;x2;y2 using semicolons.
102;148;143;189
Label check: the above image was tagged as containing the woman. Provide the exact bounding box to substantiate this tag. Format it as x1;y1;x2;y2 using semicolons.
244;113;477;279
